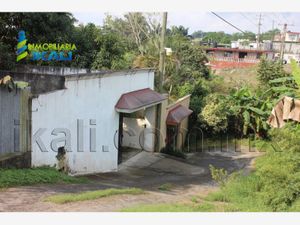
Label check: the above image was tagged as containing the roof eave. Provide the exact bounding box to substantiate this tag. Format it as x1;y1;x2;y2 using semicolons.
116;100;165;113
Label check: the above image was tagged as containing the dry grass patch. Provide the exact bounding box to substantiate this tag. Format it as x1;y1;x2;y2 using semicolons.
45;188;145;204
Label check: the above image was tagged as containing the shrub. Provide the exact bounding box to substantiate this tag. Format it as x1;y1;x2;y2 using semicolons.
257;58;288;87
209;165;229;187
200;94;229;133
207;135;300;211
158;183;174;191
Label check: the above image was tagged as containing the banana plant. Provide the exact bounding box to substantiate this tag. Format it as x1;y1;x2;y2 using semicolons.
266;59;300;100
228;87;270;136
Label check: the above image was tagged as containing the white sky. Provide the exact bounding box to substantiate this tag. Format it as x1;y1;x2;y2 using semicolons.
72;12;300;34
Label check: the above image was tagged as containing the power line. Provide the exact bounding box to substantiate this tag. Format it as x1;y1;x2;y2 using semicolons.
271;13;284;24
280;13;289;23
264;13;278;30
257;13;269;32
239;12;257;29
244;13;268;33
265;13;275;23
211;12;245;33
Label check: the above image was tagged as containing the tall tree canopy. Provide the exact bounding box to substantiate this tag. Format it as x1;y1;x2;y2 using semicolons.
0;13;76;69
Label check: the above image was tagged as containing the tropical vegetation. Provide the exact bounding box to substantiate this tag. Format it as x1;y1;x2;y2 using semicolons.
1;12;300;212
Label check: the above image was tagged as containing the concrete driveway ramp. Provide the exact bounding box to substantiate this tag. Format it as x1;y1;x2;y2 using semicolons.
119;151;164;169
119;151;206;176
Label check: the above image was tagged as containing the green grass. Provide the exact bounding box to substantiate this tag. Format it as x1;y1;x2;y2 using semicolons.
205;173;271;212
121;202;216;212
216;66;259;88
0;167;87;188
190;196;199;203
45;188;145;204
205;134;300;212
289;198;300;212
158;183;174;191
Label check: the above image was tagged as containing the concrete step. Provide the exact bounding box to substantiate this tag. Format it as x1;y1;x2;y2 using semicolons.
0;152;31;169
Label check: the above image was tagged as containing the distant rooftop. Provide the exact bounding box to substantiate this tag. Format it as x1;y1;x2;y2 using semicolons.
205;47;273;53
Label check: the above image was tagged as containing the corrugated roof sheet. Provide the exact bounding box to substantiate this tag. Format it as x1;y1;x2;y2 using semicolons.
166;104;193;125
206;47;273;53
115;88;167;113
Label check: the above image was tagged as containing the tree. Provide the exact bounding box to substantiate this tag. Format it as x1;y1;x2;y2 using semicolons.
261;29;280;41
231;31;256;41
92;31;129;70
201;31;231;44
168;25;189;37
0;12;76;69
257;57;288;88
191;30;204;39
70;23;100;68
104;13;161;56
0;12;133;70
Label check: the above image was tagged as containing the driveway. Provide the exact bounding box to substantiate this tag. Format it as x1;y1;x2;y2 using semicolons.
0;148;261;211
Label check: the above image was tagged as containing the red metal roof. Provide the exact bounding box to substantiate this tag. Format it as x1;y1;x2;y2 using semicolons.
166;104;193;126
115;88;167;113
206;47;273;53
287;31;300;35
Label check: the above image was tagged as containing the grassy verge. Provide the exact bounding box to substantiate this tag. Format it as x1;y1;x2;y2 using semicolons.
45;188;145;204
205;173;271;211
0;167;87;189
205;129;300;212
121;202;217;212
121;194;229;212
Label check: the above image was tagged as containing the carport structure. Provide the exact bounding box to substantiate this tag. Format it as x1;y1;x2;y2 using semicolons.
115;88;167;163
166;104;193;150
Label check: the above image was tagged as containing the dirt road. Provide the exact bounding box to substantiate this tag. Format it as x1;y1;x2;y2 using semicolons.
0;149;260;212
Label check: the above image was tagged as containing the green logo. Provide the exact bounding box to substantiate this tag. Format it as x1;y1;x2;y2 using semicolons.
16;30;28;62
16;30;77;62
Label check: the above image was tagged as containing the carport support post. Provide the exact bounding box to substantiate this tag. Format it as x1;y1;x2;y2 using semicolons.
155;104;162;152
118;113;124;164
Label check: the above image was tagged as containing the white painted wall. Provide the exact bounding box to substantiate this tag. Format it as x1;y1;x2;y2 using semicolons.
31;70;154;175
122;117;145;150
283;53;300;63
122;106;156;151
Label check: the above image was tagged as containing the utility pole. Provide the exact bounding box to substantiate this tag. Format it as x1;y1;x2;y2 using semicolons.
279;23;287;61
256;13;262;49
158;12;167;93
278;23;294;61
272;20;275;41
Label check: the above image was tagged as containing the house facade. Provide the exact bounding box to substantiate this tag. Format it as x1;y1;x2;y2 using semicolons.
205;47;274;69
273;31;300;63
0;66;192;175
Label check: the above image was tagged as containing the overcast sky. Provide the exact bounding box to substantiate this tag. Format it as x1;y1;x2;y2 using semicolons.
72;12;300;34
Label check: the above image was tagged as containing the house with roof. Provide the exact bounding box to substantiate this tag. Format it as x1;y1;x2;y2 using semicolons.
273;31;300;63
205;47;274;69
0;66;192;175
